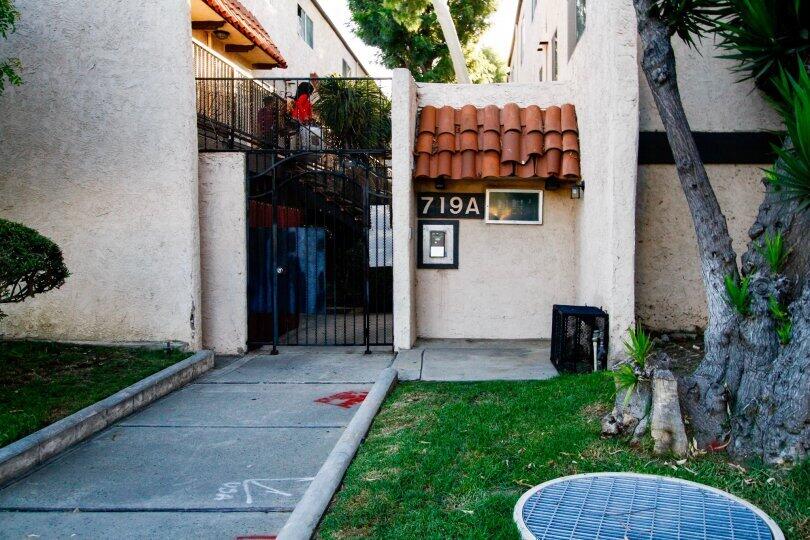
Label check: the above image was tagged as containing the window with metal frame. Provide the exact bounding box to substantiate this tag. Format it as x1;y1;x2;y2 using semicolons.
576;0;587;42
551;31;558;81
298;5;314;48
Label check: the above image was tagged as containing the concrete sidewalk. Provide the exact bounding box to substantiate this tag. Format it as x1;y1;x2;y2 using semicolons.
0;348;393;539
392;339;558;381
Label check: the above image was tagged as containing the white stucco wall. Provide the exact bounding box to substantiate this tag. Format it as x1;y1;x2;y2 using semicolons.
239;0;368;78
568;0;639;360
509;0;580;83
415;192;578;339
0;0;201;347
199;154;247;355
638;37;781;132
408;81;583;342
391;69;418;350
636;164;765;331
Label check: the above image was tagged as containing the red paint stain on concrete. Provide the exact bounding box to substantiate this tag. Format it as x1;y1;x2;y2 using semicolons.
314;391;369;409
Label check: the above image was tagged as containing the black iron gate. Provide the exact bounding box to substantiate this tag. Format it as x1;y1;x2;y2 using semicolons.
246;150;392;351
195;74;393;351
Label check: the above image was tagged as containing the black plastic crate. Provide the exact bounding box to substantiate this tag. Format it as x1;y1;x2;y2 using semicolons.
551;305;609;373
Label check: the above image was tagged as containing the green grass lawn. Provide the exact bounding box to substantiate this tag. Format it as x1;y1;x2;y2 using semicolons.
0;341;191;448
318;374;809;539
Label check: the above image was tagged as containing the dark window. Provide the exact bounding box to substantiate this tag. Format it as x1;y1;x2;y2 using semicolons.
538;66;544;82
342;59;352;77
576;0;587;42
298;5;314;48
551;32;558;81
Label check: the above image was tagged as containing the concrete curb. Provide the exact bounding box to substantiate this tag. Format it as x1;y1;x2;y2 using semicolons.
0;349;214;486
277;367;398;540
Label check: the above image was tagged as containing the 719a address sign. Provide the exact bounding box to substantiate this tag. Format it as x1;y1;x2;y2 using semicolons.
416;193;485;219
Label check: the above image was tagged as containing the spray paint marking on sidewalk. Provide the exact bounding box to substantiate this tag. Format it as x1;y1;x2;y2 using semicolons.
215;477;314;504
314;391;369;409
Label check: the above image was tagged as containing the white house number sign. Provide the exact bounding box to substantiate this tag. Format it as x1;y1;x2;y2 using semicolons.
416;193;485;219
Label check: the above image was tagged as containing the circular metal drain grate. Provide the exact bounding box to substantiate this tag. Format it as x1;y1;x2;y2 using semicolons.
514;473;783;540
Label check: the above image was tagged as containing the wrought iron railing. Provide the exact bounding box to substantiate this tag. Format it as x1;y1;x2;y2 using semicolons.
194;51;392;153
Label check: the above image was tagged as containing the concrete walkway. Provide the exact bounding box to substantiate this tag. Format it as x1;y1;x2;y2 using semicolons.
393;339;558;381
0;348;393;539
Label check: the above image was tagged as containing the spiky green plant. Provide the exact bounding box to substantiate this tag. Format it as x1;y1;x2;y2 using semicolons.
757;231;791;273
312;77;391;150
613;363;640;406
766;64;810;209
724;274;751;316
623;325;654;369
768;295;789;322
776;320;793;344
651;0;724;47
712;0;809;98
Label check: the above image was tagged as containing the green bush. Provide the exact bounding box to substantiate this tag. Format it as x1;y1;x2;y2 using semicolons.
623;324;654;368
0;219;69;317
313;76;391;150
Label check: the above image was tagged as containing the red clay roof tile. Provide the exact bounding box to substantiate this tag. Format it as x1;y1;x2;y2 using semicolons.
202;0;287;68
413;103;581;182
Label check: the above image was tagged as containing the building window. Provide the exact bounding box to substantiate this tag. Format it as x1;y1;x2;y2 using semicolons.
342;59;352;77
298;5;314;48
538;66;544;82
576;0;587;42
549;32;558;81
531;0;537;20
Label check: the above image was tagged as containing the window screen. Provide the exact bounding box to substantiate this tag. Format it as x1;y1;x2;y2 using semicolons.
298;5;314;48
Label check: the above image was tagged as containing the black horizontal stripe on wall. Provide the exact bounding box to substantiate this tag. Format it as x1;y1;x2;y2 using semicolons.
638;131;782;164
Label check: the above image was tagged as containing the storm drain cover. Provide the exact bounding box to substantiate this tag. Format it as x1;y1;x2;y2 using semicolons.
514;473;783;540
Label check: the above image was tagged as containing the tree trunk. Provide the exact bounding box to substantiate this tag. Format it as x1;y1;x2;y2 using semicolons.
632;0;739;448
726;164;810;463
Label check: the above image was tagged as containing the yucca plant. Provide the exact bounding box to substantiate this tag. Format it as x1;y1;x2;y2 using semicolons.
613;363;640;406
713;0;809;98
766;65;810;209
724;274;751;316
757;231;791;273
651;0;724;46
776;320;793;345
313;76;391;150
623;324;654;369
768;295;789;322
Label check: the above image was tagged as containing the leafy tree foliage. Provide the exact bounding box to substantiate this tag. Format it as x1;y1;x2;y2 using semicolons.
347;0;505;83
313;77;391;150
0;219;69;318
0;0;21;95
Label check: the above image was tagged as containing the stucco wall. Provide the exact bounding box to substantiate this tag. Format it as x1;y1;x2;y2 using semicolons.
638;37;781;132
568;0;639;360
199;154;247;355
239;0;368;77
636;164;765;331
509;0;579;83
408;81;582;342
415;188;578;339
0;0;201;347
391;69;418;350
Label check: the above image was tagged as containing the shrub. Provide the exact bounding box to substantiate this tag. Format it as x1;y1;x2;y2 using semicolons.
724;274;751;316
313;76;391;150
757;231;790;273
623;324;653;368
0;219;69;318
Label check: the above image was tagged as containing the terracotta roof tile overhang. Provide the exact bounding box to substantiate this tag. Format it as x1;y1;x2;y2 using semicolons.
200;0;287;68
413;103;581;181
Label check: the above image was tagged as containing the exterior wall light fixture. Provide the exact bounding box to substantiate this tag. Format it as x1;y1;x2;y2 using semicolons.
571;182;585;199
213;29;231;41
